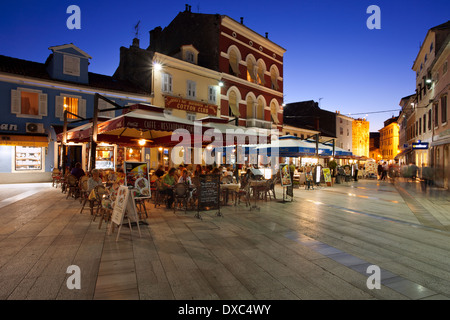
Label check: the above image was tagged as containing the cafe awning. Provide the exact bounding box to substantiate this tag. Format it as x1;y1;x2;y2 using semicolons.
57;105;204;147
0;134;48;147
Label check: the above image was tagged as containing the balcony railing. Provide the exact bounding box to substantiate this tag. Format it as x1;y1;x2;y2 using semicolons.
246;118;272;129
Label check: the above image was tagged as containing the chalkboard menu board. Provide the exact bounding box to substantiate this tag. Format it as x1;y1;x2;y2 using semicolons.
197;174;221;213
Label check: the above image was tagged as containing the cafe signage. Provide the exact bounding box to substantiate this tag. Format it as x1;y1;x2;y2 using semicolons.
0;124;18;131
412;142;429;149
164;96;218;115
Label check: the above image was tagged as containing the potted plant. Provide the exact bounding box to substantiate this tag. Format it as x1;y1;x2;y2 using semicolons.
328;160;337;176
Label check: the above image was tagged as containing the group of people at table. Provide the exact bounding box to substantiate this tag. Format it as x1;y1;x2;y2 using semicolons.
62;162;262;212
151;164;243;209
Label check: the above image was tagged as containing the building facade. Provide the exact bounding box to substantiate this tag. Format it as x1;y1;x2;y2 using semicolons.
335;112;353;153
0;44;151;183
352;119;370;157
369;132;381;162
397;94;416;164
430;28;449;188
379;116;400;161
145;7;286;135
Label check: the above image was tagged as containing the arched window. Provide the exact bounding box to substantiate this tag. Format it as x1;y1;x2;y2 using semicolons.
270;65;279;90
246;94;256;119
256;59;266;85
246;55;257;83
228;89;240;118
256;97;265;120
270;100;280;124
228;46;241;77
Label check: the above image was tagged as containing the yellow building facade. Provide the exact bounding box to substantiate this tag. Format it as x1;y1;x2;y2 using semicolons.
352;119;370;157
149;51;223;168
379;121;400;161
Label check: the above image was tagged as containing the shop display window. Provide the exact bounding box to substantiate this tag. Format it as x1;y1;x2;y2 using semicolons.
15;146;42;171
96;146;114;169
126;147;142;162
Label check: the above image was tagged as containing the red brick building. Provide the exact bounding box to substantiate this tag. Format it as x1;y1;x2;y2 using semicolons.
146;6;286;133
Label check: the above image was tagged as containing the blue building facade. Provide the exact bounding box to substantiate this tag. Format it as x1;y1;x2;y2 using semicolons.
0;44;151;183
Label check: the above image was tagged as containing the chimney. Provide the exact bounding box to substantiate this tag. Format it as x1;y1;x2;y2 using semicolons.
189;5;191;12
265;32;268;38
240;17;244;24
149;26;162;51
185;4;189;11
315;117;320;131
132;38;140;48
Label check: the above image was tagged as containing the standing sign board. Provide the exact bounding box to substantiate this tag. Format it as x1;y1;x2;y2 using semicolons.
124;162;151;198
197;174;221;219
109;186;141;241
280;164;293;202
323;168;332;186
280;164;292;187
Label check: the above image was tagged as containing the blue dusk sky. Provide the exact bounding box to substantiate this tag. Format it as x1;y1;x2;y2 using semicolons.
1;0;449;131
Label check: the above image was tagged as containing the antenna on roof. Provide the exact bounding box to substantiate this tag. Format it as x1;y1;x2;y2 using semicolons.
134;20;140;38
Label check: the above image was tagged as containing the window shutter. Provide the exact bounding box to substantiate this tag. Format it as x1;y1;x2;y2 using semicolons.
229;91;240;117
99;99;116;118
11;89;21;114
38;93;48;117
209;86;216;104
55;95;64;119
271;73;279;90
79;98;87;119
229;51;240;76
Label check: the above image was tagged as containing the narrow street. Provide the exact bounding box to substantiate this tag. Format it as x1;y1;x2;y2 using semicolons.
0;179;449;300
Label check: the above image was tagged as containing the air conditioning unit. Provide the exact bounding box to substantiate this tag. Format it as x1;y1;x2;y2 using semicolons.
26;122;45;134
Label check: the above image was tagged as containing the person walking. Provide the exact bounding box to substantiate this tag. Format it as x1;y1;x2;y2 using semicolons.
377;163;383;180
381;162;388;180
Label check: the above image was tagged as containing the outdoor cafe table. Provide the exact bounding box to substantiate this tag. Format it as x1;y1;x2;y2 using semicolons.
220;183;240;205
248;180;267;210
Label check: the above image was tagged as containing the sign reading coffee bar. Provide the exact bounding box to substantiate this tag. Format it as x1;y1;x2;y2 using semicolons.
164;96;218;116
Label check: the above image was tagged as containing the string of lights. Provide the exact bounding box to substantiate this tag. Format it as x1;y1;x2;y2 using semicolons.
347;109;401;116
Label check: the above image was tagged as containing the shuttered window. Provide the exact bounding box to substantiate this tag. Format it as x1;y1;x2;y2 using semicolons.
229;50;240;76
55;94;86;121
162;73;173;93
187;80;196;99
11;89;47;118
63;55;80;76
228;91;240;117
208;86;217;104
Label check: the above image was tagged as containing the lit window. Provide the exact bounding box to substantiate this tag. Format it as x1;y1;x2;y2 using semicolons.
11;88;47;118
64;96;79;119
55;94;86;120
246;58;257;83
15;146;43;171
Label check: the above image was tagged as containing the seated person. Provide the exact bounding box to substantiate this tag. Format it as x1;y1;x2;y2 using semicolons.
88;169;103;193
161;168;176;208
178;168;192;185
70;162;85;180
155;165;165;178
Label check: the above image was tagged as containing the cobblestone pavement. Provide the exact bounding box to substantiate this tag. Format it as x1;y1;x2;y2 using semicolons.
0;179;449;300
